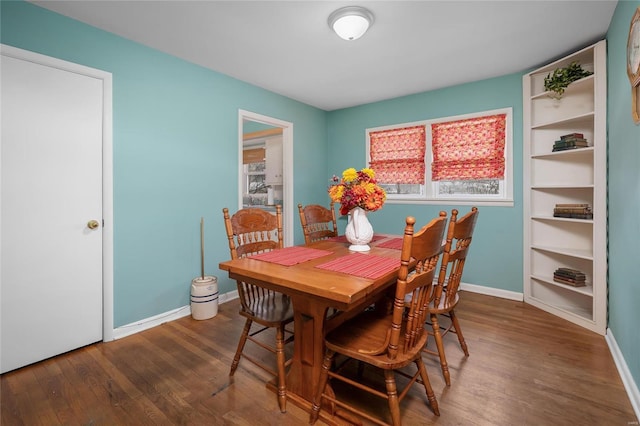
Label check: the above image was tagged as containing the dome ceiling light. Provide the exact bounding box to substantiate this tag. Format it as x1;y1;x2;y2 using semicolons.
328;6;374;41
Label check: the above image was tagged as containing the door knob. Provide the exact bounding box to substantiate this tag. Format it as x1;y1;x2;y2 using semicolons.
87;220;100;230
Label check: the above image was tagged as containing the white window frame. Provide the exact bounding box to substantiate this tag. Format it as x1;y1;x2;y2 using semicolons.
366;107;513;207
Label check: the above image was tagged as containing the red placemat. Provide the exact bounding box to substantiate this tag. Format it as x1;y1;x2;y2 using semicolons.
376;237;404;250
251;246;332;266
315;253;400;279
326;234;387;243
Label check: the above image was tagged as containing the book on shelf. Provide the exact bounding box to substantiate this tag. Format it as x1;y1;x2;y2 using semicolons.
559;133;584;140
552;145;589;152
553;276;587;287
554;208;592;214
553;212;594;219
554;205;591;210
554;140;588;147
555;203;590;207
553;204;591;218
554;267;586;278
557;136;587;142
552;135;589;152
553;274;586;282
553;267;587;287
553;272;586;281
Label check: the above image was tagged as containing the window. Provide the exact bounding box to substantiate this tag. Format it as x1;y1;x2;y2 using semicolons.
366;108;513;206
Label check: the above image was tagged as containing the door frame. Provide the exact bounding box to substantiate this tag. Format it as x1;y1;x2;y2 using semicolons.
1;44;114;341
238;110;294;246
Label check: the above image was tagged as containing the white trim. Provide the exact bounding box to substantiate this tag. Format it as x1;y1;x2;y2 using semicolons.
0;44;115;342
112;289;239;340
605;329;640;422
220;289;239;304
238;110;294;247
113;305;193;340
112;283;523;339
460;282;524;301
387;199;514;207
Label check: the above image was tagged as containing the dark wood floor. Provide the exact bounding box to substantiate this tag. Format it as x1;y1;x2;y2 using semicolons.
1;291;637;425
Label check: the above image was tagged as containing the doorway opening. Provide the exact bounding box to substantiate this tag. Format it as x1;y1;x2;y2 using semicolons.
238;110;293;246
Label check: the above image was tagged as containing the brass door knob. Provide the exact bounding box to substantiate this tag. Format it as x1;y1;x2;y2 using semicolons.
87;220;100;230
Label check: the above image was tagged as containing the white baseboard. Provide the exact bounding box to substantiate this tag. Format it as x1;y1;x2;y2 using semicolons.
112;305;192;340
219;289;238;304
460;282;524;301
605;328;640;422
111;289;240;340
110;284;520;341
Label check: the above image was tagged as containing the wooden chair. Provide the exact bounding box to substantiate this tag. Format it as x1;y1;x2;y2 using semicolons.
222;205;294;413
298;202;338;245
425;207;479;386
310;212;447;426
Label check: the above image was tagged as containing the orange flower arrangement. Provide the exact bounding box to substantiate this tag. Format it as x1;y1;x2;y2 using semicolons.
328;168;386;216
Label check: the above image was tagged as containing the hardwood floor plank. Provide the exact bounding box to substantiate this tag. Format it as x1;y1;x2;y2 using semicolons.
1;292;637;425
1;370;25;426
7;366;63;425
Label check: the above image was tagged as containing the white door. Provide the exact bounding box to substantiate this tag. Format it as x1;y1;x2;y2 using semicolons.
1;51;105;373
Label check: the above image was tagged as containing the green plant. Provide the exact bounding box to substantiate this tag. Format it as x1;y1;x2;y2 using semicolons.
543;61;593;99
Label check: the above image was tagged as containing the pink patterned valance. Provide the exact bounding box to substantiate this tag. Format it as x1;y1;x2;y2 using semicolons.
431;114;506;181
369;125;426;184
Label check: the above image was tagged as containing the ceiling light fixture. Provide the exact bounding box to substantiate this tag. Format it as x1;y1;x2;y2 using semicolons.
328;6;374;41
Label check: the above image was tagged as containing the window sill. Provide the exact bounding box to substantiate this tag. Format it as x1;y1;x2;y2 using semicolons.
385;198;514;207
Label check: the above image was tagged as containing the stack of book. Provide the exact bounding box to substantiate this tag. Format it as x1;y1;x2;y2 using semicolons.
553;268;586;287
552;133;589;152
553;203;593;219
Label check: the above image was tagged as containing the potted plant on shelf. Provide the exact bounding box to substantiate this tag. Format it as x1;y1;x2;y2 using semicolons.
544;61;593;99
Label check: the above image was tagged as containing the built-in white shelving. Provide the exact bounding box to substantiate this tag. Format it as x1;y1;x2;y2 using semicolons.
523;40;607;334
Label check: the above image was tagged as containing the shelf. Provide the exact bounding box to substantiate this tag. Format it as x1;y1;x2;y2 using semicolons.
526;294;593;322
530;75;595;100
530;274;592;296
532;112;594;129
531;184;594;189
531;147;593;159
531;245;593;260
531;215;593;224
530;153;594;187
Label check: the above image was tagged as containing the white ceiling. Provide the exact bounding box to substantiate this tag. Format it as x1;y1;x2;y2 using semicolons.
29;1;617;111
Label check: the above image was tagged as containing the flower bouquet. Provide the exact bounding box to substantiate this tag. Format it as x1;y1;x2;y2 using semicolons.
328;167;386;215
328;168;386;251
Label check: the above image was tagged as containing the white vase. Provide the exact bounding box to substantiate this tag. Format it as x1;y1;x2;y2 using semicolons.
345;207;374;252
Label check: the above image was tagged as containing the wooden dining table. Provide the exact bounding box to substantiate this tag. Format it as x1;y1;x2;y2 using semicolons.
218;234;406;416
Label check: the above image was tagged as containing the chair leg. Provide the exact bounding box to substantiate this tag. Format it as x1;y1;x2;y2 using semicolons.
275;325;287;413
449;309;469;356
430;313;451;386
310;350;334;425
230;318;252;376
415;358;440;416
384;370;401;426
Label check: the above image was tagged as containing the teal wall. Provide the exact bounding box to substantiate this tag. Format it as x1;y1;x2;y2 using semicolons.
326;75;523;293
1;1;329;327
607;0;640;397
